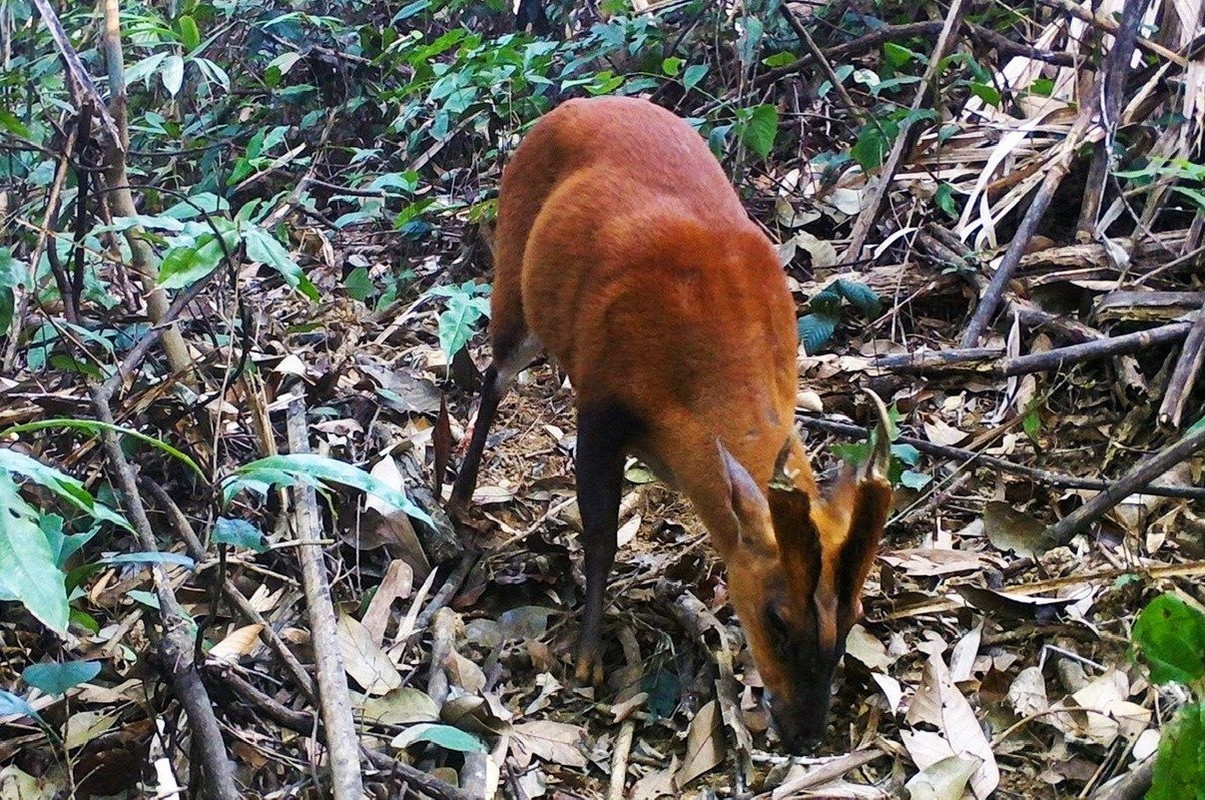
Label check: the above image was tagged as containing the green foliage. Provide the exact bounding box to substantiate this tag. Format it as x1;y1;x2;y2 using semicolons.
797;278;880;354
1132;593;1205;799
1133;594;1205;692
213;517;269;552
222;453;435;527
22;661;102;696
427;281;491;362
1117;159;1205;213
831;403;930;489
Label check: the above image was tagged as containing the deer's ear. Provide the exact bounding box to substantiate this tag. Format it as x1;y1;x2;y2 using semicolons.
716;440;772;554
768;483;821;612
836;479;891;608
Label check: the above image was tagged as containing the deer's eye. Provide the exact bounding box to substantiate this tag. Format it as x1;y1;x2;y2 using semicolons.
764;606;791;651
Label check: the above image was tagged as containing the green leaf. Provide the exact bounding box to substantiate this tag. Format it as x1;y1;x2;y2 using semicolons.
0;108;31;139
22;660;101;696
178;15;201;51
832;441;870;467
851;123;889;171
883;42;916;69
935;183;957;217
797;312;838;354
127;589;160;610
833;279;881;317
763;51;795;68
223;454;434;527
1022;408;1042;443
0;449;131;532
3;419;204;481
213;517;268;552
661;56;683;76
0;473;69;634
740;104;778;159
0;690;45;725
391;722;485;753
1133;594;1205;687
102;552;196;569
1147;702;1204;800
344;267;374;302
969;81;1000;108
891;443;921;467
244;226;319;301
900;470;932;489
682;64;707;92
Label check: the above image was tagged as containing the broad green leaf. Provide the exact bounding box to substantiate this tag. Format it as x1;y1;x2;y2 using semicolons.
102;552;196;569
437;292;490;361
1147;702;1204;800
763;51;795;68
3;419;204;481
0;690;45;725
900;470;932;489
969;81;1000;108
883;42;916;69
682;64;707;92
891;443;921;466
244;226;319;301
833;279;881;317
1133;594;1205;687
0;473;69;634
798;312;838;355
391;722;485;753
0;108;31;139
661;56;683;76
740;104;778;159
223;454;434;527
22;660;101;696
0;450;131;532
178;15;201;51
213;517;268;552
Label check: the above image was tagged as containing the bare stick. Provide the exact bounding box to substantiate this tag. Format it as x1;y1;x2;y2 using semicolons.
841;0;971;264
960;108;1096;346
88;388;238;800
1158;298;1205;427
779;6;864;123
285;398;364;800
875;319;1192;376
1076;0;1150;234
796;415;1205;501
1089;755;1155;800
1048;421;1205;544
1038;0;1186;66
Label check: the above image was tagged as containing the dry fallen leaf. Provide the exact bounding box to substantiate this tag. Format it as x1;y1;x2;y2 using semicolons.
208;623;264;661
676;699;723;787
509;720;588;769
904;753;982;800
336;612;402;695
904;652;1000;799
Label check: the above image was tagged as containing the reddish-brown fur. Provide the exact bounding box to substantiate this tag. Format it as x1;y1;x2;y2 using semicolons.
452;96;891;753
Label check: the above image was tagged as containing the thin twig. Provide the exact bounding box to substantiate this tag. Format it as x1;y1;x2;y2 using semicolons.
1157;298;1205;427
960;107;1097;346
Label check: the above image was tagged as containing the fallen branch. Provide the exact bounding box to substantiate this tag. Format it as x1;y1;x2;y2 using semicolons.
1089;754;1156;800
796;415;1205;501
960;106;1097;346
1157;298;1205;427
285;397;364;800
89;387;238;800
1047;421;1205;544
874;319;1193;377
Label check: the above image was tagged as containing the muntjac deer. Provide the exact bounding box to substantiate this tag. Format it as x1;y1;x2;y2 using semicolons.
451;96;892;753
